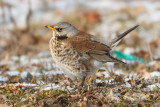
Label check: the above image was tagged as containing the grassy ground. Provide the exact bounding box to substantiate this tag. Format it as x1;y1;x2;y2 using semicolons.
0;62;160;107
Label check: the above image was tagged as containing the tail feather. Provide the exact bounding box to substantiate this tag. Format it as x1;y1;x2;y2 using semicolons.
109;25;139;47
90;53;126;64
108;55;126;64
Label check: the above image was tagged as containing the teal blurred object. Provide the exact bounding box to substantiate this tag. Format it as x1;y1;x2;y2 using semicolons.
113;50;145;63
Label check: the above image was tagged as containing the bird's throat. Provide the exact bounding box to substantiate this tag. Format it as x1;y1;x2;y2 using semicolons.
56;35;68;40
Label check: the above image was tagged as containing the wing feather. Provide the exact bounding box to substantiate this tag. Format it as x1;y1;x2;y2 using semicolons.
65;32;124;63
67;32;111;55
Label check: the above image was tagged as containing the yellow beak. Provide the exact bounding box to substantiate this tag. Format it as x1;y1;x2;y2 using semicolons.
45;25;56;30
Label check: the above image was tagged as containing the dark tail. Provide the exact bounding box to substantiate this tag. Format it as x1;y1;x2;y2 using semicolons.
109;25;139;47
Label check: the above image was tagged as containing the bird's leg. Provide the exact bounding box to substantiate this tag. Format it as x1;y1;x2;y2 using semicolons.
80;76;86;87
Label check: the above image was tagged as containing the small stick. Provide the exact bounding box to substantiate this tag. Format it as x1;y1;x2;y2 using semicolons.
147;43;153;62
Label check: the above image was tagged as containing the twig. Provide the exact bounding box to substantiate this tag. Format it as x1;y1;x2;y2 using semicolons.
26;0;32;32
8;3;17;29
147;43;153;62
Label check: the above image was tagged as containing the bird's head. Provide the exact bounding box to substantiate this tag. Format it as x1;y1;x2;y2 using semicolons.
45;22;79;39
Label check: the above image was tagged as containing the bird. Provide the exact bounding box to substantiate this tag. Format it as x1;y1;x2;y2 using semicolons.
45;22;139;87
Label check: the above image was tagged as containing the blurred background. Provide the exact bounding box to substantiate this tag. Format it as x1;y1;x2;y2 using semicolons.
1;0;160;60
0;0;160;84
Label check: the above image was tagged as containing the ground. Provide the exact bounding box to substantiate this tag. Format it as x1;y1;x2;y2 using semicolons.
0;52;160;106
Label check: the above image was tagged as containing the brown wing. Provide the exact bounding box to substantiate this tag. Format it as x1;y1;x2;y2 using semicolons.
67;32;111;55
65;32;125;64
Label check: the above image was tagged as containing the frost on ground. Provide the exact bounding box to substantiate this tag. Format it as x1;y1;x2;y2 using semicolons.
0;51;160;106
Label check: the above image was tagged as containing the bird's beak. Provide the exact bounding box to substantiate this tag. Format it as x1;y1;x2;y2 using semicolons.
45;25;56;30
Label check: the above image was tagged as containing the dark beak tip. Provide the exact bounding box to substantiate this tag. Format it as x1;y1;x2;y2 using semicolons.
44;25;48;28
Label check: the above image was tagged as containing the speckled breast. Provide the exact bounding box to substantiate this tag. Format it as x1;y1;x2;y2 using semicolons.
49;37;87;78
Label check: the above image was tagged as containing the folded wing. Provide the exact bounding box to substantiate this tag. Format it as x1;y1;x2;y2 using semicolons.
67;32;125;64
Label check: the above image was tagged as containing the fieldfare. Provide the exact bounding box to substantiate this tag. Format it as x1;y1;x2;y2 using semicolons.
45;22;138;87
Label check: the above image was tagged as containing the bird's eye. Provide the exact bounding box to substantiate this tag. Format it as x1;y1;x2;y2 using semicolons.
56;28;63;32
